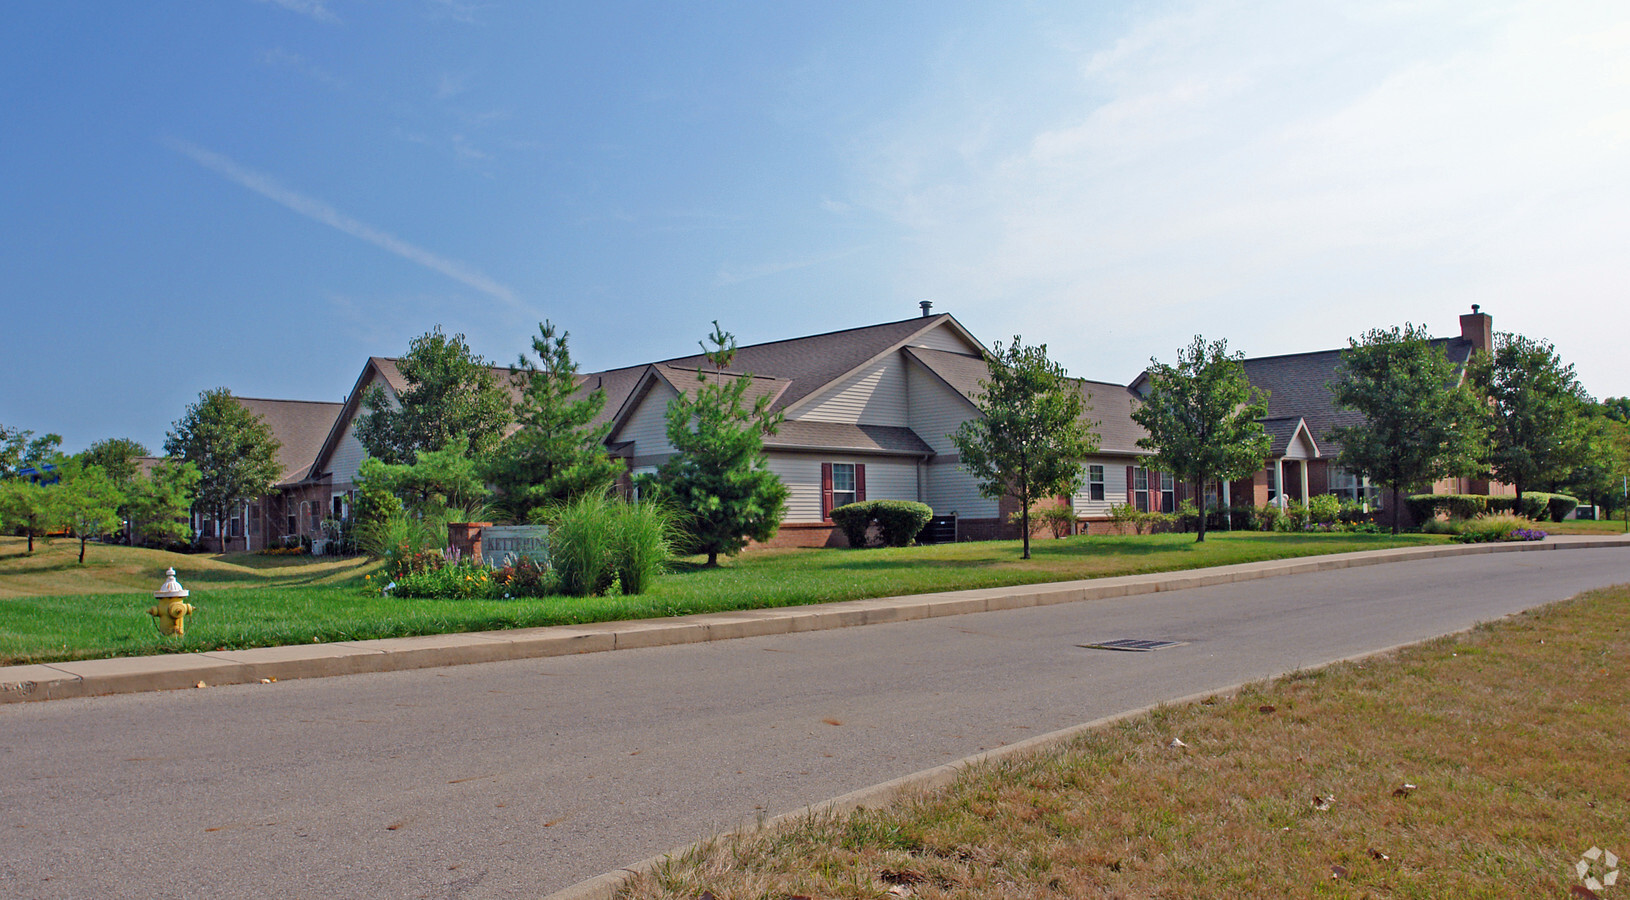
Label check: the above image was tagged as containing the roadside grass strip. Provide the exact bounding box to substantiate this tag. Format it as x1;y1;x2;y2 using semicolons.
618;585;1630;900
1;532;1442;666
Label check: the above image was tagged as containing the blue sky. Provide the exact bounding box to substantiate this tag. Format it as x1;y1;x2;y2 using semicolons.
3;0;1627;453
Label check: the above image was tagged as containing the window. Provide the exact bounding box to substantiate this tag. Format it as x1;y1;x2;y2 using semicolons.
1266;466;1279;503
230;515;243;538
249;504;260;534
1087;465;1105;502
822;462;866;520
1330;467;1381;510
287;514;298;535
1133;467;1150;512
832;463;857;508
1160;472;1175;513
1204;481;1219;510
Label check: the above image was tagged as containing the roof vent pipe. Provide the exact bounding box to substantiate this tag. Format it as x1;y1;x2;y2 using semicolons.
919;299;933;317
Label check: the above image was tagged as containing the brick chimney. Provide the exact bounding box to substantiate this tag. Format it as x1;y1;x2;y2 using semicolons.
1459;304;1492;354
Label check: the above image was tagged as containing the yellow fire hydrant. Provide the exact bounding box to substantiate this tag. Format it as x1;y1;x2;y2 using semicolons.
149;568;195;636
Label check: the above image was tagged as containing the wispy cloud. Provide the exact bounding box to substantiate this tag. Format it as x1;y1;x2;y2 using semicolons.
252;0;339;25
847;0;1630;387
715;246;866;287
424;0;485;25
165;137;521;307
260;48;347;91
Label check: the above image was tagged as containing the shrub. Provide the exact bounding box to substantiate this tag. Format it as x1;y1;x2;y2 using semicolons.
829;503;875;548
1545;494;1578;522
832;500;934;548
490;557;554;598
1407;494;1489;522
1007;500;1075;540
1255;503;1285;533
387;560;495;599
1481;492;1577;521
1109;503;1166;535
1283;500;1309;531
1306;493;1342;527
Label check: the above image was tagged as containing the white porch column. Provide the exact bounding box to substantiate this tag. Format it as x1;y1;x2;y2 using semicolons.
1275;459;1286;509
1300;462;1310;506
1221;479;1232;530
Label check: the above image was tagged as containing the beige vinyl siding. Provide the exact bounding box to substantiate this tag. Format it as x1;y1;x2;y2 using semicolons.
905;357;978;453
794;355;908;425
766;452;920;523
924;460;998;517
1071;455;1132;517
614;381;679;459
328;371;395;489
327;423;368;489
907;322;980;354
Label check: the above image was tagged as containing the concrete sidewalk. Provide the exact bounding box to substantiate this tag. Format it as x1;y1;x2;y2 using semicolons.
5;535;1626;705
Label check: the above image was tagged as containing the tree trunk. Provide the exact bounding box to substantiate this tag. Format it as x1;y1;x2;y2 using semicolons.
1020;491;1032;560
1195;475;1207;543
1391;485;1401;535
706;549;718;567
79;535;88;564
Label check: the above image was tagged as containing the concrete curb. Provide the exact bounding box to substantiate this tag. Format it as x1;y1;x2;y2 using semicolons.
540;630;1484;900
4;536;1626;706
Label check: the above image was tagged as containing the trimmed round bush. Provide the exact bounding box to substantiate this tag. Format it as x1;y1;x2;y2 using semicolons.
829;500;934;548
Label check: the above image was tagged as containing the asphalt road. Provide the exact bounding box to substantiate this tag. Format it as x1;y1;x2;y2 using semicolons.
3;548;1626;900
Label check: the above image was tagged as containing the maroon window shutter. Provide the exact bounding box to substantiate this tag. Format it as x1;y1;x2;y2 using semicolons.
854;464;866;503
1148;470;1159;511
1125;466;1135;505
821;462;834;520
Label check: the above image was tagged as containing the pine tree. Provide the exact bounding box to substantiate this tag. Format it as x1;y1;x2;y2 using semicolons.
653;323;788;566
484;321;621;522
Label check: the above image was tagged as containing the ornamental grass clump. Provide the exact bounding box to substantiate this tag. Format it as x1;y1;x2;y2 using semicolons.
1451;512;1547;543
547;491;678;597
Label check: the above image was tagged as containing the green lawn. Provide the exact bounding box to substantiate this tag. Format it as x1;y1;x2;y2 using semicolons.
0;531;1443;666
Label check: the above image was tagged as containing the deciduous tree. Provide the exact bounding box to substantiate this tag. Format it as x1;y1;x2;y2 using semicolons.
52;458;123;563
1;425;62;479
355;327;513;465
1467;332;1591;513
1330;324;1487;533
951;337;1099;559
0;477;58;553
164;388;283;553
652;322;788;567
1131;336;1271;543
80;438;150;485
126;460;200;548
483;321;621;522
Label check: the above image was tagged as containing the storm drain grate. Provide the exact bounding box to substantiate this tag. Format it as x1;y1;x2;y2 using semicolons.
1077;639;1188;652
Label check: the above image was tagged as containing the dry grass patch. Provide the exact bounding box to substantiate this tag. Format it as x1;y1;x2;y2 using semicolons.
621;585;1630;899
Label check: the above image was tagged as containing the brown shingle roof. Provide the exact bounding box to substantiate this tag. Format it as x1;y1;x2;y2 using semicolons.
1240;338;1473;456
234;397;345;485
